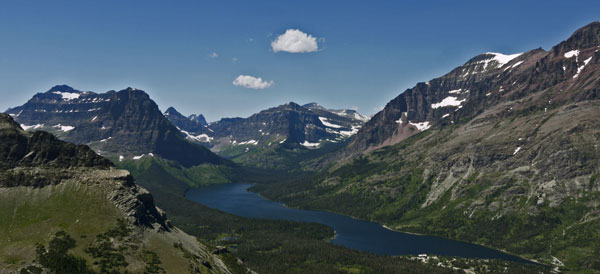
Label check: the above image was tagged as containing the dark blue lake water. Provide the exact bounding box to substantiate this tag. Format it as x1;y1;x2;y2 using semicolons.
186;183;530;263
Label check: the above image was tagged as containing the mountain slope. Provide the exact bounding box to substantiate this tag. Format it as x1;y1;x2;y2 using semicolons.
348;22;600;155
165;103;366;170
164;107;211;138
256;22;600;271
0;113;231;273
5;86;226;167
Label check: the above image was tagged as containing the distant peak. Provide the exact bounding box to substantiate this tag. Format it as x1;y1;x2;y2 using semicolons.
188;114;208;125
47;85;77;93
467;52;523;66
573;21;600;35
164;107;182;116
283;101;302;108
0;113;23;131
555;21;600;53
118;87;148;97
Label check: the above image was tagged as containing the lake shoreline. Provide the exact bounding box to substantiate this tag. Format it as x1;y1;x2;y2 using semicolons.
186;183;544;266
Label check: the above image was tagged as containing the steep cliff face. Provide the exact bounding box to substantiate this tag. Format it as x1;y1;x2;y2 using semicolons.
163;107;210;136
6;86;226;167
208;102;363;148
163;103;366;169
0;114;231;273
167;102;366;150
264;22;600;270
349;23;600;154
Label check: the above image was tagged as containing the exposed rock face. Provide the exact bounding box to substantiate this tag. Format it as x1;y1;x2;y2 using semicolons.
272;21;600;269
0;113;168;229
188;113;208;126
5;87;225;167
349;22;600;155
163;107;210;135
166;103;366;156
0;114;232;273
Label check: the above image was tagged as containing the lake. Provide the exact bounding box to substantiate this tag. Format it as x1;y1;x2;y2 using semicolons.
186;183;531;263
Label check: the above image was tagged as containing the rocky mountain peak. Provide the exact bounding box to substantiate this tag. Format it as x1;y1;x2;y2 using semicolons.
303;102;325;110
6;86;226;167
164;106;183;116
0;113;113;178
0;113;24;131
552;21;600;56
47;84;79;93
281;101;304;111
188;113;208;126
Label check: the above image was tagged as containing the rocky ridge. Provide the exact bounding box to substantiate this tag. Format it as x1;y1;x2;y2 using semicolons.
266;22;600;270
165;102;366;157
5;86;225;167
0;113;231;273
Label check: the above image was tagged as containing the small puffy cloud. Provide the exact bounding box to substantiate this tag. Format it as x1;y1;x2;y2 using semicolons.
271;29;319;53
232;57;238;62
209;52;218;58
233;75;274;89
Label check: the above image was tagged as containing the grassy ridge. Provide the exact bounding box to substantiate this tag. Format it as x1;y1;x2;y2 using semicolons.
116;156;237;187
0;181;120;271
252;130;600;272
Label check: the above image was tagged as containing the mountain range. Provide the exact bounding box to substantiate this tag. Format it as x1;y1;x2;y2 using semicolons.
165;102;367;154
5;85;225;168
258;21;600;270
3;21;600;273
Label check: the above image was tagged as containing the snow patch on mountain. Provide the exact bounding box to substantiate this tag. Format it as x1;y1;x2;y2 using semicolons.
339;125;361;137
487;52;523;66
431;96;466;109
319;117;343;128
53;91;81;101
408;121;431;131
238;140;258;145
573;56;593;78
564;50;579;58
53;124;75;132
513;147;522;155
301;140;320;148
180;128;213;142
20;124;44;130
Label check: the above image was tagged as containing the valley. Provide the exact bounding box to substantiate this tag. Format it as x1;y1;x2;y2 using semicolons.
2;5;600;273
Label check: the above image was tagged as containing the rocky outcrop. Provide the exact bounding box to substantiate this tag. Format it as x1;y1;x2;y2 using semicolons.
164;107;210;135
273;21;600;270
5;87;226;167
0;114;168;229
346;22;600;156
0;113;232;273
195;102;365;151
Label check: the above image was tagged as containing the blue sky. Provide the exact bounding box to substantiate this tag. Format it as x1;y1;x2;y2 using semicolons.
1;1;599;121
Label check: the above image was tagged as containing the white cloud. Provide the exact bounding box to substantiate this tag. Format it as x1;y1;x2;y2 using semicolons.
233;75;274;89
209;52;218;58
271;29;319;53
232;57;238;62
